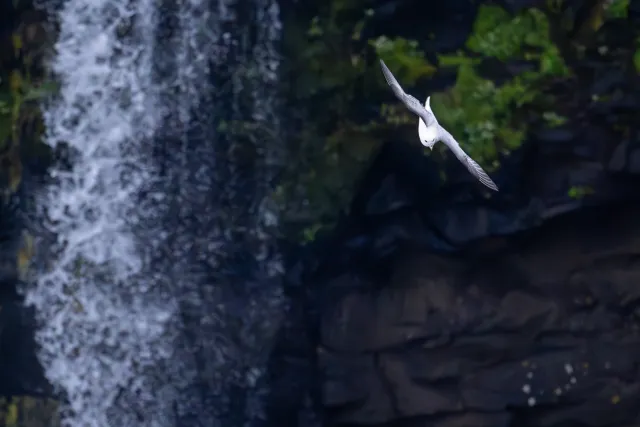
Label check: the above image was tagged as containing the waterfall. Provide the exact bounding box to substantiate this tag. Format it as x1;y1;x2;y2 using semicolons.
25;0;285;426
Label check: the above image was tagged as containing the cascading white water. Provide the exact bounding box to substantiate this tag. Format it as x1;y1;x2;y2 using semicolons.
25;0;285;426
25;1;180;426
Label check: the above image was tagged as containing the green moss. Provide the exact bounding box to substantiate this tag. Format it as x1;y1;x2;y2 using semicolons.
17;230;33;280
282;0;633;240
542;111;568;126
283;3;569;238
430;5;570;169
467;5;568;72
0;396;59;427
370;36;436;83
568;185;594;199
605;0;629;19
0;19;56;201
281;3;386;240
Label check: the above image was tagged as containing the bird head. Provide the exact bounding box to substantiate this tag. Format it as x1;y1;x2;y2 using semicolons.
418;96;437;150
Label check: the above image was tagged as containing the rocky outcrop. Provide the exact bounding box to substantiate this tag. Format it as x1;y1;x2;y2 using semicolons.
269;1;640;425
0;298;48;398
280;3;640;424
0;0;52;405
317;205;640;426
301;126;640;426
0;202;50;400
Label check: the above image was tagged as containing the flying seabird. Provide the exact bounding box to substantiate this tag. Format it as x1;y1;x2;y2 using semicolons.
379;59;499;191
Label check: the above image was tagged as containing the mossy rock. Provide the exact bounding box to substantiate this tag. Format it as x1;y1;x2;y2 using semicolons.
0;396;59;427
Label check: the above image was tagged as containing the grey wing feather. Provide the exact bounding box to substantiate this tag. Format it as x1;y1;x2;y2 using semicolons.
437;126;499;191
379;59;435;126
379;59;405;99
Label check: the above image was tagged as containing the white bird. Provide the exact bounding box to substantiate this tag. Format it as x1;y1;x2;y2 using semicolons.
379;59;499;191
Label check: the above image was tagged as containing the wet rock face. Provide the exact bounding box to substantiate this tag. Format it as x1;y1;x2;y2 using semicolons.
0;299;48;397
316;204;640;427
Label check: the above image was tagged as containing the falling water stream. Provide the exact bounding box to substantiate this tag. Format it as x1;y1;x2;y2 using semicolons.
25;0;285;426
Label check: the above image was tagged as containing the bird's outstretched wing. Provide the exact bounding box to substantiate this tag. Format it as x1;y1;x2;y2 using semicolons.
379;60;436;127
437;125;499;191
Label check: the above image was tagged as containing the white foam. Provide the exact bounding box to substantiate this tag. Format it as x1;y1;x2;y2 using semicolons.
26;1;176;426
26;0;286;425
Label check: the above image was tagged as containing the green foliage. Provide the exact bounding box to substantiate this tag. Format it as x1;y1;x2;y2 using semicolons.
429;66;528;168
430;5;570;169
292;1;370;102
605;0;629;19
285;12;446;240
282;4;384;239
370;36;436;83
283;2;573;239
468;6;569;75
283;0;634;241
371;37;436;130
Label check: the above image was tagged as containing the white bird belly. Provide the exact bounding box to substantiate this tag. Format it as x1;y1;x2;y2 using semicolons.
418;119;438;144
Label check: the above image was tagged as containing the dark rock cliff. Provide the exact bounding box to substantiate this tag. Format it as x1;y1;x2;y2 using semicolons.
285;138;640;427
270;0;640;425
0;0;50;405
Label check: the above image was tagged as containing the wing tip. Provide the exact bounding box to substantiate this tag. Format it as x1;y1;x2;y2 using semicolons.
470;158;499;191
484;177;499;191
379;59;391;81
481;176;499;192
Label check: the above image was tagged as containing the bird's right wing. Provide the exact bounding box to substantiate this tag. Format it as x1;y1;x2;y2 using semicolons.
379;59;436;126
438;125;499;191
